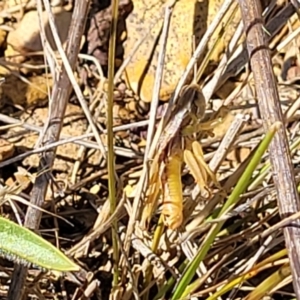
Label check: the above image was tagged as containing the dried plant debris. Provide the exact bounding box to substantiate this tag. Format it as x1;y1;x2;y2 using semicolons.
0;138;14;162
0;0;298;299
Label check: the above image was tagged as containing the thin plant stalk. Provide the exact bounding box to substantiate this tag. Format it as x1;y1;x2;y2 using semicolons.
108;0;119;287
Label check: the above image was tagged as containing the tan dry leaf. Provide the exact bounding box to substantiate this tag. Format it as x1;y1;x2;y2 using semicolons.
13;167;34;191
0;138;14;162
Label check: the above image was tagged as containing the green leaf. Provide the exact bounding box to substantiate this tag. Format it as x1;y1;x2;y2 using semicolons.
0;216;79;272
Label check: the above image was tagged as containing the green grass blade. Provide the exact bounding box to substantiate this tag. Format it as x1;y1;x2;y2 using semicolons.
0;216;79;271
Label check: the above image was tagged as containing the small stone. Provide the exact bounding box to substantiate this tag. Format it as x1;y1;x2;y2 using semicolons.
7;7;72;59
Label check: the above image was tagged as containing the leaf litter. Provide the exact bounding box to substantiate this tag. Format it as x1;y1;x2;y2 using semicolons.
0;0;299;299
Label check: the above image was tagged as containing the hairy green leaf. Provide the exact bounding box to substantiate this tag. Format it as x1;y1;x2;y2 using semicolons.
0;216;79;272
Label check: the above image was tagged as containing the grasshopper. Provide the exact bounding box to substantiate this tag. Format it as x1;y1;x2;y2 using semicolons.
142;82;221;229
